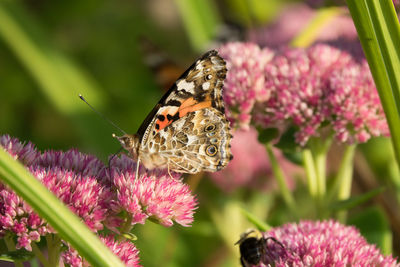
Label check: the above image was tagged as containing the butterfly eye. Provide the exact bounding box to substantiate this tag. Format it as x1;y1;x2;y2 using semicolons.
205;124;216;132
206;74;213;80
206;145;218;156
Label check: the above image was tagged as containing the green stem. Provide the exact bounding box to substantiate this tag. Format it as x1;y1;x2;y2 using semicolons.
117;215;133;242
266;144;297;218
309;138;332;198
4;234;23;267
347;0;400;166
335;145;357;222
302;149;318;198
46;234;62;266
31;242;50;267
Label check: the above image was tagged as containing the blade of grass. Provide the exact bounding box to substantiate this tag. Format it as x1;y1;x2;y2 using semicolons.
291;6;346;47
174;0;220;51
346;0;400;166
0;150;124;267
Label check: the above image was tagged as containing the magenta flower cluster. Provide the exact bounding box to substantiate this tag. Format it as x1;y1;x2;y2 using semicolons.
219;42;389;145
259;220;399;266
0;135;198;266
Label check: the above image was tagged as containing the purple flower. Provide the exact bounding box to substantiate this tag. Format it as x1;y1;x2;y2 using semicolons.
219;42;389;145
109;155;197;227
62;235;141;267
257;220;399;266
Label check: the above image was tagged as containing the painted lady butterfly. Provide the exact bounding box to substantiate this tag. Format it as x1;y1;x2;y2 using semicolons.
113;50;233;176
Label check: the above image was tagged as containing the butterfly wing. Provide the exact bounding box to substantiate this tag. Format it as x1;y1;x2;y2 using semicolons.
137;50;232;173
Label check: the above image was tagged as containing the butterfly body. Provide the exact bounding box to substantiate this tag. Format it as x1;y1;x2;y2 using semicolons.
115;50;232;174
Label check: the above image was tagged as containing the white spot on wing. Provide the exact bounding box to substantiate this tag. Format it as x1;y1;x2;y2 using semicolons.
202;82;210;90
176;79;195;93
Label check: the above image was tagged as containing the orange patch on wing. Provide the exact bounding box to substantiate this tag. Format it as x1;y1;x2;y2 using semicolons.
178;100;211;117
155;96;212;132
155;107;177;132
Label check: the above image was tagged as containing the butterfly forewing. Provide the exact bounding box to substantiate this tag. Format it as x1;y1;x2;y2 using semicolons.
116;50;232;174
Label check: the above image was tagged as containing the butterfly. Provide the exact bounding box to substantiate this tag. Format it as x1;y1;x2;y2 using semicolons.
113;50;233;178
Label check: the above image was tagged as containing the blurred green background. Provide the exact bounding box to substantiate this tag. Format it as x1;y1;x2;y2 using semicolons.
0;0;281;161
1;0;399;266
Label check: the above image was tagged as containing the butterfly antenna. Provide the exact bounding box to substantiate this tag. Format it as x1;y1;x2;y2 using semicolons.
79;94;127;135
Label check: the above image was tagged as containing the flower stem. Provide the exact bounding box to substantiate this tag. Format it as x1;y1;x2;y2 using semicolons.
303;149;318;198
46;234;61;267
266;144;298;218
309;138;332;199
31;242;51;267
334;144;357;222
4;233;23;267
117;215;133;241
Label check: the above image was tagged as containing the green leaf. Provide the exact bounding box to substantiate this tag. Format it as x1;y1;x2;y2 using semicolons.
282;151;303;166
274;127;299;152
348;206;392;255
347;0;400;166
257;127;279;144
0;150;124;266
0;250;34;262
329;187;385;211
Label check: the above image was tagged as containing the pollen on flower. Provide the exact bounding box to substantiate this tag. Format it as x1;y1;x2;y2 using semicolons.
257;220;399;266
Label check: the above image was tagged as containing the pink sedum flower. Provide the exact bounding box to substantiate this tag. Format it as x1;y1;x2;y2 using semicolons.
0;136;110;250
62;235;141;267
0;134;39;165
110;155;197;227
257;220;399;266
218;42;274;129
220;42;389;145
327;61;389;143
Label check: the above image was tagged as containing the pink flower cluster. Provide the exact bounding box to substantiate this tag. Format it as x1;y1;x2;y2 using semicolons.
0;135;198;265
63;235;140;267
110;155;197;227
219;42;389;145
258;220;399;266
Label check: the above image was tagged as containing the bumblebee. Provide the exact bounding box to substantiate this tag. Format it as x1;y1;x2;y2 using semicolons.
235;229;283;267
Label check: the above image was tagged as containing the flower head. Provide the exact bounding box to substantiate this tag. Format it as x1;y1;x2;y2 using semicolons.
218;42;274;129
220;42;388;145
109;155;197;227
0;134;39;165
0;136;112;250
62;235;141;267
256;220;399;266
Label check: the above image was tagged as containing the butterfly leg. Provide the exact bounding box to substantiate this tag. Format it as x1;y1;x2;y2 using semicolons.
167;163;174;179
134;157;141;182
